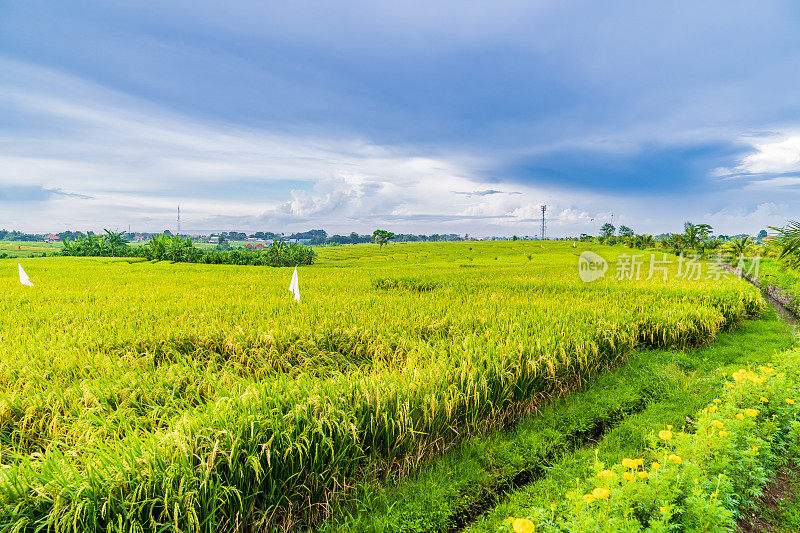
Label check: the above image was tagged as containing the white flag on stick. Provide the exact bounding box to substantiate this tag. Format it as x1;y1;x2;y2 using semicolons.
288;266;300;302
18;263;33;287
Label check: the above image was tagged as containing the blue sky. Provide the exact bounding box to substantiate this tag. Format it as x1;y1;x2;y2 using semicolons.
1;1;800;236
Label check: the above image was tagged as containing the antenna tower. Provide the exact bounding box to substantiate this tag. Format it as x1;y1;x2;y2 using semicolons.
177;206;181;236
541;205;547;240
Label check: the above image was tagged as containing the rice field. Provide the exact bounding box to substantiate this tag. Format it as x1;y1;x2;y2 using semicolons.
0;241;764;531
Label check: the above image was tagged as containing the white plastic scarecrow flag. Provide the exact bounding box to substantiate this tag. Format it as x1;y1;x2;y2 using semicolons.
288;266;300;302
18;263;33;287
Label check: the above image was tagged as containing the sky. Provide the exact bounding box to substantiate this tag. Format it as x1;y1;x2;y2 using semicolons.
1;1;800;237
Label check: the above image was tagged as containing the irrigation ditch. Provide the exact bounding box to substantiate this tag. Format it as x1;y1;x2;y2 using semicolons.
720;263;799;328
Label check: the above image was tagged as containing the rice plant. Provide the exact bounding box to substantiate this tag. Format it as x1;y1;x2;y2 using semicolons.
0;241;764;531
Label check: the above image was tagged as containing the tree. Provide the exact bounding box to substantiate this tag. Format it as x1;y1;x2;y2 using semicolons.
618;225;634;238
103;229;128;257
372;229;395;248
769;220;800;269
683;222;701;249
600;223;615;237
634;234;655;249
697;223;713;241
723;236;755;258
757;229;768;242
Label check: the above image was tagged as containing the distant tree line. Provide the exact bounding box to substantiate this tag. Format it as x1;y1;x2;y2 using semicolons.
59;232;315;267
0;230;46;241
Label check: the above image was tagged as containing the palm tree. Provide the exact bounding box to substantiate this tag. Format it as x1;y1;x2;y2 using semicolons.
661;233;686;255
722;236;754;259
683;222;701;249
769;220;800;269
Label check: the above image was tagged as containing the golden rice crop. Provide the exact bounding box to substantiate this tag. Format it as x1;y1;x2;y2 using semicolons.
0;241;764;531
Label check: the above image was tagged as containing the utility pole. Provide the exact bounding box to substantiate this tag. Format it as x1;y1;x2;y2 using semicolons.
177;205;181;236
541;205;547;240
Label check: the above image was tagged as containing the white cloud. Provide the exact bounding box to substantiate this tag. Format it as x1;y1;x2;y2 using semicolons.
713;133;800;185
738;135;800;175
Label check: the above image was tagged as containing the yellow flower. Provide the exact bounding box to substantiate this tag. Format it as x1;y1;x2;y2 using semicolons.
752;446;759;452
713;398;721;403
598;469;615;479
667;425;673;430
638;471;650;479
668;454;682;464
634;458;644;467
736;413;745;420
582;494;595;504
592;487;610;500
760;397;769;403
513;517;536;533
621;458;637;469
719;430;728;437
708;405;718;413
746;408;760;418
787;398;795;405
507;517;515;524
711;420;724;429
651;461;661;470
658;430;673;441
623;472;636;482
660;506;668;513
549;503;556;511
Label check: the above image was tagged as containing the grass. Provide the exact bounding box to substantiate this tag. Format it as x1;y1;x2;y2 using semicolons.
0;241;59;258
0;242;767;531
757;257;800;302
